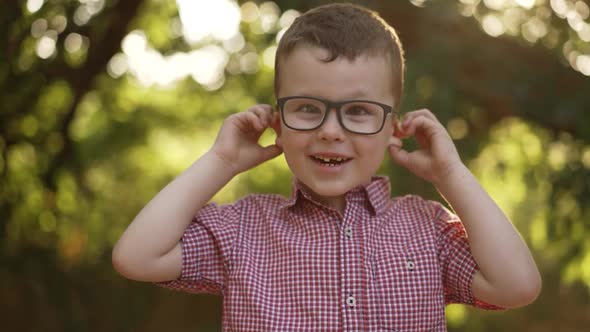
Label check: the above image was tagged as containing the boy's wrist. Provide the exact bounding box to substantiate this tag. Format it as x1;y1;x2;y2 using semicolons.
433;162;471;191
201;150;242;179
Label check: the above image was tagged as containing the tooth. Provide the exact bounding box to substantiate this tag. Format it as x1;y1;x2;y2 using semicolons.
315;156;349;163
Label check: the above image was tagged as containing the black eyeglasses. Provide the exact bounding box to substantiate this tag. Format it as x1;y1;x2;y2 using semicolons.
277;96;396;135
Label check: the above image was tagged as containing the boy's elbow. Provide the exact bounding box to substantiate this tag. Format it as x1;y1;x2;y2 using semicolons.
111;241;182;282
111;244;134;279
522;273;542;305
111;242;144;281
506;272;542;308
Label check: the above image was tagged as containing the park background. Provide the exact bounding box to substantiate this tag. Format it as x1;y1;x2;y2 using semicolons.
2;0;590;330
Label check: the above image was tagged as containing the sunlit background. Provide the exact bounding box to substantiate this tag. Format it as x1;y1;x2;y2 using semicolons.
2;0;590;331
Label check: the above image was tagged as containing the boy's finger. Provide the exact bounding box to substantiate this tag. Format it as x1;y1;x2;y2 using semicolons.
401;109;437;127
261;144;283;160
394;121;413;138
250;104;274;123
389;135;403;150
388;145;410;168
401;115;440;138
243;111;265;132
248;106;266;122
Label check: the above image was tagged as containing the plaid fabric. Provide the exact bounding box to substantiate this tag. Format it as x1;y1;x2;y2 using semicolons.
159;176;499;331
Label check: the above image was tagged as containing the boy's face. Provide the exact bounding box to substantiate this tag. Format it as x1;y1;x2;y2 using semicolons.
274;46;400;209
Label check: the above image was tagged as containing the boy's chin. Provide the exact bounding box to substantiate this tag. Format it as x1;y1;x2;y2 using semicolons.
304;181;357;199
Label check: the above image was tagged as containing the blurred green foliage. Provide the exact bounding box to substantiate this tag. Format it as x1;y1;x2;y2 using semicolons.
1;0;589;331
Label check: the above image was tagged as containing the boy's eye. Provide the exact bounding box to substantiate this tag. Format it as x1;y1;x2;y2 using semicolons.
344;106;369;115
296;104;322;114
343;105;373;116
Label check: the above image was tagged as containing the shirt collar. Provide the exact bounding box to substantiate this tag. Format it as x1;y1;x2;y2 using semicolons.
279;176;391;216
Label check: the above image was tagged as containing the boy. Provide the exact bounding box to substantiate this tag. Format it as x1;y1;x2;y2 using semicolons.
112;3;541;331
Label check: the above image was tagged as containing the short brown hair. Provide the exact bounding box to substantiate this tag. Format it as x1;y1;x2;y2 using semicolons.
275;3;405;108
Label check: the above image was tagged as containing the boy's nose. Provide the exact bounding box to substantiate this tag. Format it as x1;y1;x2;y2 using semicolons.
317;109;345;140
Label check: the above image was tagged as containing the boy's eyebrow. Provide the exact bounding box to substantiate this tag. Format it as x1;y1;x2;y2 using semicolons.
284;88;378;101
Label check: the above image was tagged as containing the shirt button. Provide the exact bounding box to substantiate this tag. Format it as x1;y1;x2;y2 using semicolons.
346;296;356;307
406;259;415;271
344;227;353;238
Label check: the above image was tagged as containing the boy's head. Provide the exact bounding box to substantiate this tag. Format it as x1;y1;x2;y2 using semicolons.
274;3;405;108
271;3;405;210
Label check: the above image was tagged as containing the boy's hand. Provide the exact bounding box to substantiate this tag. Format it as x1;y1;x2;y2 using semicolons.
211;104;282;175
388;109;463;186
390;110;542;308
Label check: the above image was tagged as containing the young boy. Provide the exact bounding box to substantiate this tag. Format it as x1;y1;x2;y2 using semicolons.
112;3;541;331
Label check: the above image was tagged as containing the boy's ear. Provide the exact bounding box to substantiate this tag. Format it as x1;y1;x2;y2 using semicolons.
388;117;402;149
271;112;282;147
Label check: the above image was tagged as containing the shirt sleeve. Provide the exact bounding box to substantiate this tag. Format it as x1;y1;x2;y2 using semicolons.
156;198;246;295
431;201;504;310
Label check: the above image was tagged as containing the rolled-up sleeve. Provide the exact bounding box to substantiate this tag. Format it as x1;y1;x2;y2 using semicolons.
432;202;503;310
157;199;244;295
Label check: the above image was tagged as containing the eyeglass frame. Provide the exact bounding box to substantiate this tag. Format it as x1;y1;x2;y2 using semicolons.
276;95;397;135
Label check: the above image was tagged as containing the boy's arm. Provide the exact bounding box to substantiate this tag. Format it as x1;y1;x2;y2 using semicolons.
112;105;281;282
389;109;541;308
435;163;540;308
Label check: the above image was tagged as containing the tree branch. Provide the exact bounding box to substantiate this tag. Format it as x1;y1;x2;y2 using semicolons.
43;0;145;188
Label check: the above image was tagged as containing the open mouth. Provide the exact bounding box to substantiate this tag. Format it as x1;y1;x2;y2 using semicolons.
310;155;352;167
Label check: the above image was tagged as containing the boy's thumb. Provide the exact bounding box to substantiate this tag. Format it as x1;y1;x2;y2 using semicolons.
388;145;409;167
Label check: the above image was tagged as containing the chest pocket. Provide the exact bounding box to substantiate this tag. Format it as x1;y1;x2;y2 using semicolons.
370;249;446;331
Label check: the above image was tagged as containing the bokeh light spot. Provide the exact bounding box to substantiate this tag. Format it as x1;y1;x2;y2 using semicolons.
263;46;277;69
27;0;44;13
64;33;83;53
279;9;300;29
21;115;39;137
548;142;568;170
73;5;91;26
241;2;259;23
410;0;428;7
259;2;280;33
51;15;68;33
515;0;536;9
581;146;590;168
223;33;246;53
31;18;48;38
575;54;590;76
177;0;240;43
107;53;128;78
483;14;506;37
484;0;508;11
36;35;56;59
447;118;469;140
576;1;590;18
239;52;259;74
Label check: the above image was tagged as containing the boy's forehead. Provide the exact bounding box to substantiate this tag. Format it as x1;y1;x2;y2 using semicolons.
276;45;395;100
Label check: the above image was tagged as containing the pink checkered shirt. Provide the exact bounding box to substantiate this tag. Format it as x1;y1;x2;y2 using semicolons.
160;176;499;331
